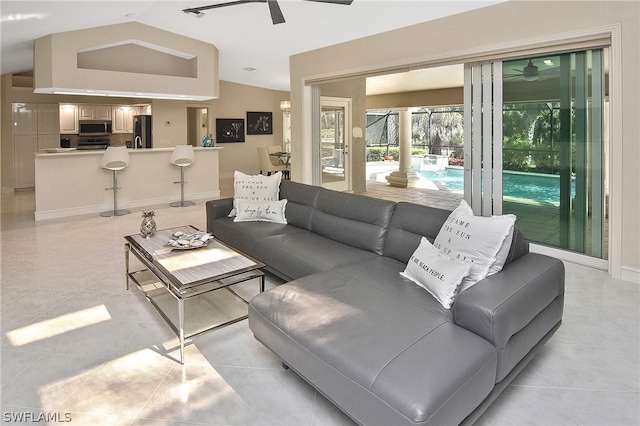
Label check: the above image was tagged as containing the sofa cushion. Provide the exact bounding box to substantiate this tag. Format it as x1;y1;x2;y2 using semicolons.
310;189;395;255
210;216;306;256
383;202;454;263
333;256;454;320
279;180;321;230
252;231;379;280
401;237;472;309
249;262;497;424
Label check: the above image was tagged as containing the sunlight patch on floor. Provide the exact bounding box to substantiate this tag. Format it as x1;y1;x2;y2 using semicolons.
6;304;112;346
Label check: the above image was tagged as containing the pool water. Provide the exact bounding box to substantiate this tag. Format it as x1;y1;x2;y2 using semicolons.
419;167;576;204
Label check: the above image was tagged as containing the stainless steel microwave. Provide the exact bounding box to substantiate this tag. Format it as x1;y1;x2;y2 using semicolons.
79;120;112;136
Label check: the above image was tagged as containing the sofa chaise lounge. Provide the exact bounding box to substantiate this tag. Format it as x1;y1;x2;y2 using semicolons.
205;179;565;425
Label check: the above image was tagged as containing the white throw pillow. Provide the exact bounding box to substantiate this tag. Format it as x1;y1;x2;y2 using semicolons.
434;200;516;291
489;224;515;275
234;199;288;224
229;170;282;217
400;237;472;309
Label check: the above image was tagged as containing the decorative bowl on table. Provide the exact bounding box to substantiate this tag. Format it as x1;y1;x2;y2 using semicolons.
166;231;212;249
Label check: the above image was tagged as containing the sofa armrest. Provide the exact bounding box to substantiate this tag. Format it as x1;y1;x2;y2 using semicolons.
453;253;564;349
205;198;233;233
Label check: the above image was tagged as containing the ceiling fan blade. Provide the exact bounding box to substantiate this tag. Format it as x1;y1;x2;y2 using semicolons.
183;0;264;14
268;0;285;24
303;0;354;5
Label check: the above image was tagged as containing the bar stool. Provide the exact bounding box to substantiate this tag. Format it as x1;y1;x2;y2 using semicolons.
100;146;131;217
169;145;195;207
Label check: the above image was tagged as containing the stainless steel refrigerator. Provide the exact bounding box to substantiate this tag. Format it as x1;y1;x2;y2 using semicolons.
133;115;152;148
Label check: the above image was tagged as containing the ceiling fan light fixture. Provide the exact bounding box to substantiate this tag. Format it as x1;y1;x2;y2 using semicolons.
522;60;539;81
184;9;205;18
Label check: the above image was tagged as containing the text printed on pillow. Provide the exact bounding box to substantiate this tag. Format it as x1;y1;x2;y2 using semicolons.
409;254;446;282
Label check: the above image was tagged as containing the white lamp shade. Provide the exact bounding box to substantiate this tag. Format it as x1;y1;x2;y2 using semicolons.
170;145;195;166
100;146;130;171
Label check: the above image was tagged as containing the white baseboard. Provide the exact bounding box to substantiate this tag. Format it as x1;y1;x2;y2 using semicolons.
34;190;220;221
621;267;640;285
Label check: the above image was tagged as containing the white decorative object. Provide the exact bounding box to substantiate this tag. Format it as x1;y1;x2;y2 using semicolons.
400;237;472;309
166;230;212;249
434;200;516;291
230;170;282;217
234;199;288;224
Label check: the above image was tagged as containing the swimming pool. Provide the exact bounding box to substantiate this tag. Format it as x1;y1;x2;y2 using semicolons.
419;167;576;204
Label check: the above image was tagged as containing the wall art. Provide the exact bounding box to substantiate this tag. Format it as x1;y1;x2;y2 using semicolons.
247;111;273;135
216;118;245;142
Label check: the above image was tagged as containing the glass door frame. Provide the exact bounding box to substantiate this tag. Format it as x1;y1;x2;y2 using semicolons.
319;96;352;192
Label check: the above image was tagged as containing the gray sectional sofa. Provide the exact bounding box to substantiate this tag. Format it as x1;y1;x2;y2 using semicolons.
205;179;565;425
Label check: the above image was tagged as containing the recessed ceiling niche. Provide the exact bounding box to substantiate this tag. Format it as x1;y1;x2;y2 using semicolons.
77;41;197;78
34;22;218;100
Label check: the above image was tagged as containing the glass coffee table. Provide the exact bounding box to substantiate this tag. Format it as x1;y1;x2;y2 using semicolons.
125;225;265;364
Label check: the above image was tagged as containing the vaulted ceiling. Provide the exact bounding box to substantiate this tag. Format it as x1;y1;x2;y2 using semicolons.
1;1;506;92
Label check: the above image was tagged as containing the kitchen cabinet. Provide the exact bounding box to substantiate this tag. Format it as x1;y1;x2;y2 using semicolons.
14;135;37;188
12;103;38;189
37;104;60;151
13;103;38;135
79;104;112;120
12;103;62;189
59;104;79;134
37;104;60;134
112;105;139;133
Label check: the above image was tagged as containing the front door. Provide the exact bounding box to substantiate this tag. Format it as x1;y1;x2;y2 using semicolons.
320;97;351;191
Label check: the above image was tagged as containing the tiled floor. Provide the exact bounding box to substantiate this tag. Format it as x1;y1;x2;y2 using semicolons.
1;188;638;425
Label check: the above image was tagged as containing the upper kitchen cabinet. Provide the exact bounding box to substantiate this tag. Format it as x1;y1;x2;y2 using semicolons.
112;105;137;133
79;104;112;120
38;104;60;134
13;103;38;135
59;104;79;134
37;104;60;150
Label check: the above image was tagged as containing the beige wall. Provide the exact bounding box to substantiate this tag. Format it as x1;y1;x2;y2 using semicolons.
366;87;463;110
1;77;289;190
289;1;640;279
211;81;290;180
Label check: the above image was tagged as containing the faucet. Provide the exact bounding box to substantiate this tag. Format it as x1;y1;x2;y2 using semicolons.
134;136;142;149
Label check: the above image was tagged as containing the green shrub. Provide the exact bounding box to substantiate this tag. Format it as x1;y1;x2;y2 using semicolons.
366;147;429;161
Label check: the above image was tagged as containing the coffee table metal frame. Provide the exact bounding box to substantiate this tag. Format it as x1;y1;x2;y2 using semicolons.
125;225;265;364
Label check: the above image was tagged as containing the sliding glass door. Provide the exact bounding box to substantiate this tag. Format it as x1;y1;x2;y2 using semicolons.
465;49;608;259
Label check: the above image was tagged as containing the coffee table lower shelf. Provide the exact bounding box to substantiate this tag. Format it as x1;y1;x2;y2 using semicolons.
127;267;264;363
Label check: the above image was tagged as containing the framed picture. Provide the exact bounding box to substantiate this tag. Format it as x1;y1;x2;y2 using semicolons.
216;118;245;143
247;111;273;135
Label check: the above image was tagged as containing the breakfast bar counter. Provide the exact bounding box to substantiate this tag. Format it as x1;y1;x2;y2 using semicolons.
34;147;222;221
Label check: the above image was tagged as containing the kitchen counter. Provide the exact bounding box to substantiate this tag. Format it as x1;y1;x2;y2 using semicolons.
35;147;222;220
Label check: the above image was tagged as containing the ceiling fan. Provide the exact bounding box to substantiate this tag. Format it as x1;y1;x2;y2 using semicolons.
503;59;560;82
183;0;354;25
